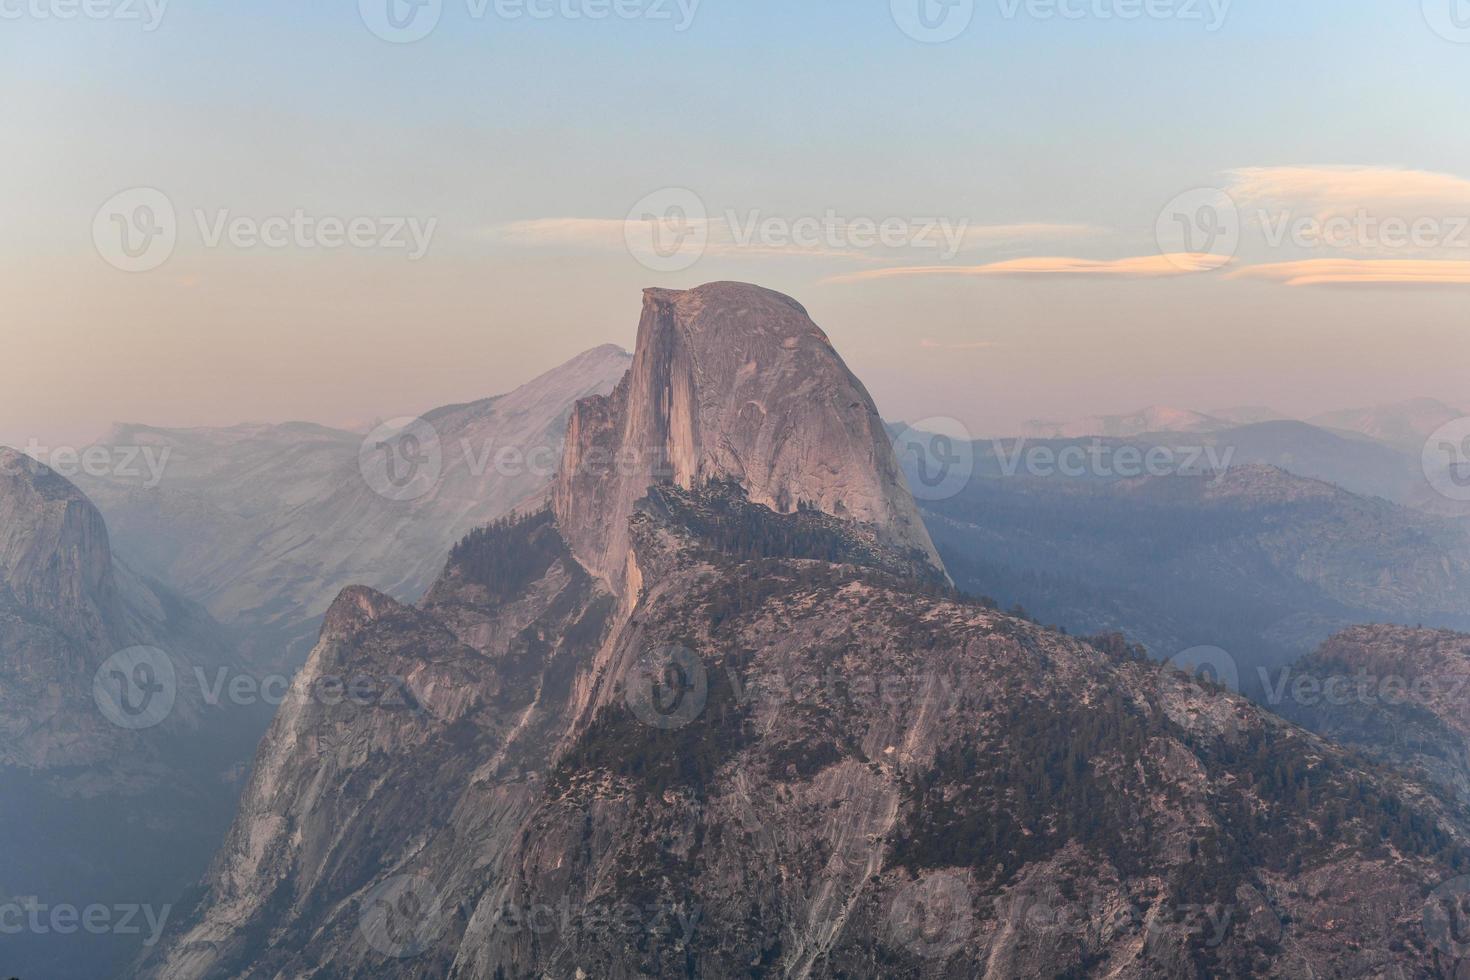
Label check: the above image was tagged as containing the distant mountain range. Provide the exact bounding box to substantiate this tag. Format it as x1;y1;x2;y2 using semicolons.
76;345;630;665
1019;397;1464;453
917;461;1470;689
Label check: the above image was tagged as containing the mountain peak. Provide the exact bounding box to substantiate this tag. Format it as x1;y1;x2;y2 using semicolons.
0;448;119;629
554;283;941;600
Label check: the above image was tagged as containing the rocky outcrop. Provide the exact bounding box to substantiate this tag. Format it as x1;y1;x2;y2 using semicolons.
0;446;246;769
1279;624;1470;807
554;283;941;601
0;446;125;652
146;482;1470;979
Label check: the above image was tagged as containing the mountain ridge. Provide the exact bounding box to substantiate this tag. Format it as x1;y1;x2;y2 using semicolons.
143;284;1470;979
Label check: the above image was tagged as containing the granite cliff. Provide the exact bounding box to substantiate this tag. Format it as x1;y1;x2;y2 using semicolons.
143;285;1470;979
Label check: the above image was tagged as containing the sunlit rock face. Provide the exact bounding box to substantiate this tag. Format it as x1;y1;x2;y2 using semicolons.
555;282;942;601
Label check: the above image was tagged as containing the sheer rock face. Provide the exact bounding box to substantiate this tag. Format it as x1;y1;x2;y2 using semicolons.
0;450;237;769
0;448;124;651
554;283;942;600
0;450;133;768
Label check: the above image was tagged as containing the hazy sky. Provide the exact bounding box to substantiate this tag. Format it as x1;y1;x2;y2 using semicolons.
3;0;1468;449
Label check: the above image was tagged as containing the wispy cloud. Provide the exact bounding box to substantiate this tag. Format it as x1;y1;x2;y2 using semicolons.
495;218;630;249
826;253;1231;284
1231;259;1470;287
1228;165;1470;213
919;338;999;351
956;223;1106;247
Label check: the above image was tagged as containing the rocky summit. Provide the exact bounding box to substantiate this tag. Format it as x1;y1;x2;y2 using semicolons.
143;285;1470;979
554;283;942;602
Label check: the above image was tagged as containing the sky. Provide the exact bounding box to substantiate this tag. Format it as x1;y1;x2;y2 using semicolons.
3;0;1468;449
